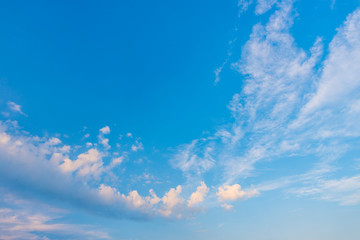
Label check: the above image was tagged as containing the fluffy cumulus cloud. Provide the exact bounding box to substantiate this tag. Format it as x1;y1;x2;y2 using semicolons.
97;182;212;218
97;126;111;149
97;184;158;211
60;148;104;179
187;182;209;208
217;184;259;202
0;121;147;219
0;120;216;220
100;126;111;134
160;186;185;218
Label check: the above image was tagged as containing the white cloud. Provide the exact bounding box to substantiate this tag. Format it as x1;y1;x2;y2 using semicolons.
97;184;185;217
221;203;234;211
110;156;124;168
0;121;204;219
160;185;185;217
237;0;279;16
7;101;26;116
0;121;198;219
187;182;209;208
216;124;243;146
238;0;252;14
290;175;360;205
214;65;223;84
255;0;278;14
48;137;62;146
131;140;144;152
216;0;324;183
146;189;161;206
167;2;360;210
59;148;103;179
99;126;110;134
0;132;11;145
97;126;111;149
171;139;215;179
101;138;110;149
0;206;110;239
217;184;259;201
126;190;147;208
297;9;360;123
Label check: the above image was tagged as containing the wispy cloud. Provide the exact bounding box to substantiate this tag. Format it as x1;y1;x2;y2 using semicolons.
176;1;360;208
171;138;215;181
289;175;360;205
0;194;110;240
3;101;27;117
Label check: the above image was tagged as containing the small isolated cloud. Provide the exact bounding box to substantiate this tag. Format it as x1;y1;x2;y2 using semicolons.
98;127;111;149
187;182;209;208
131;140;144;152
217;184;260;201
126;133;133;138
221;203;234;211
7;101;27;116
48;137;62;146
99;126;110;135
109;156;124;169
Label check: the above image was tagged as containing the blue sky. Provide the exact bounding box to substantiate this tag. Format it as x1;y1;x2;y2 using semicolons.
1;0;360;239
